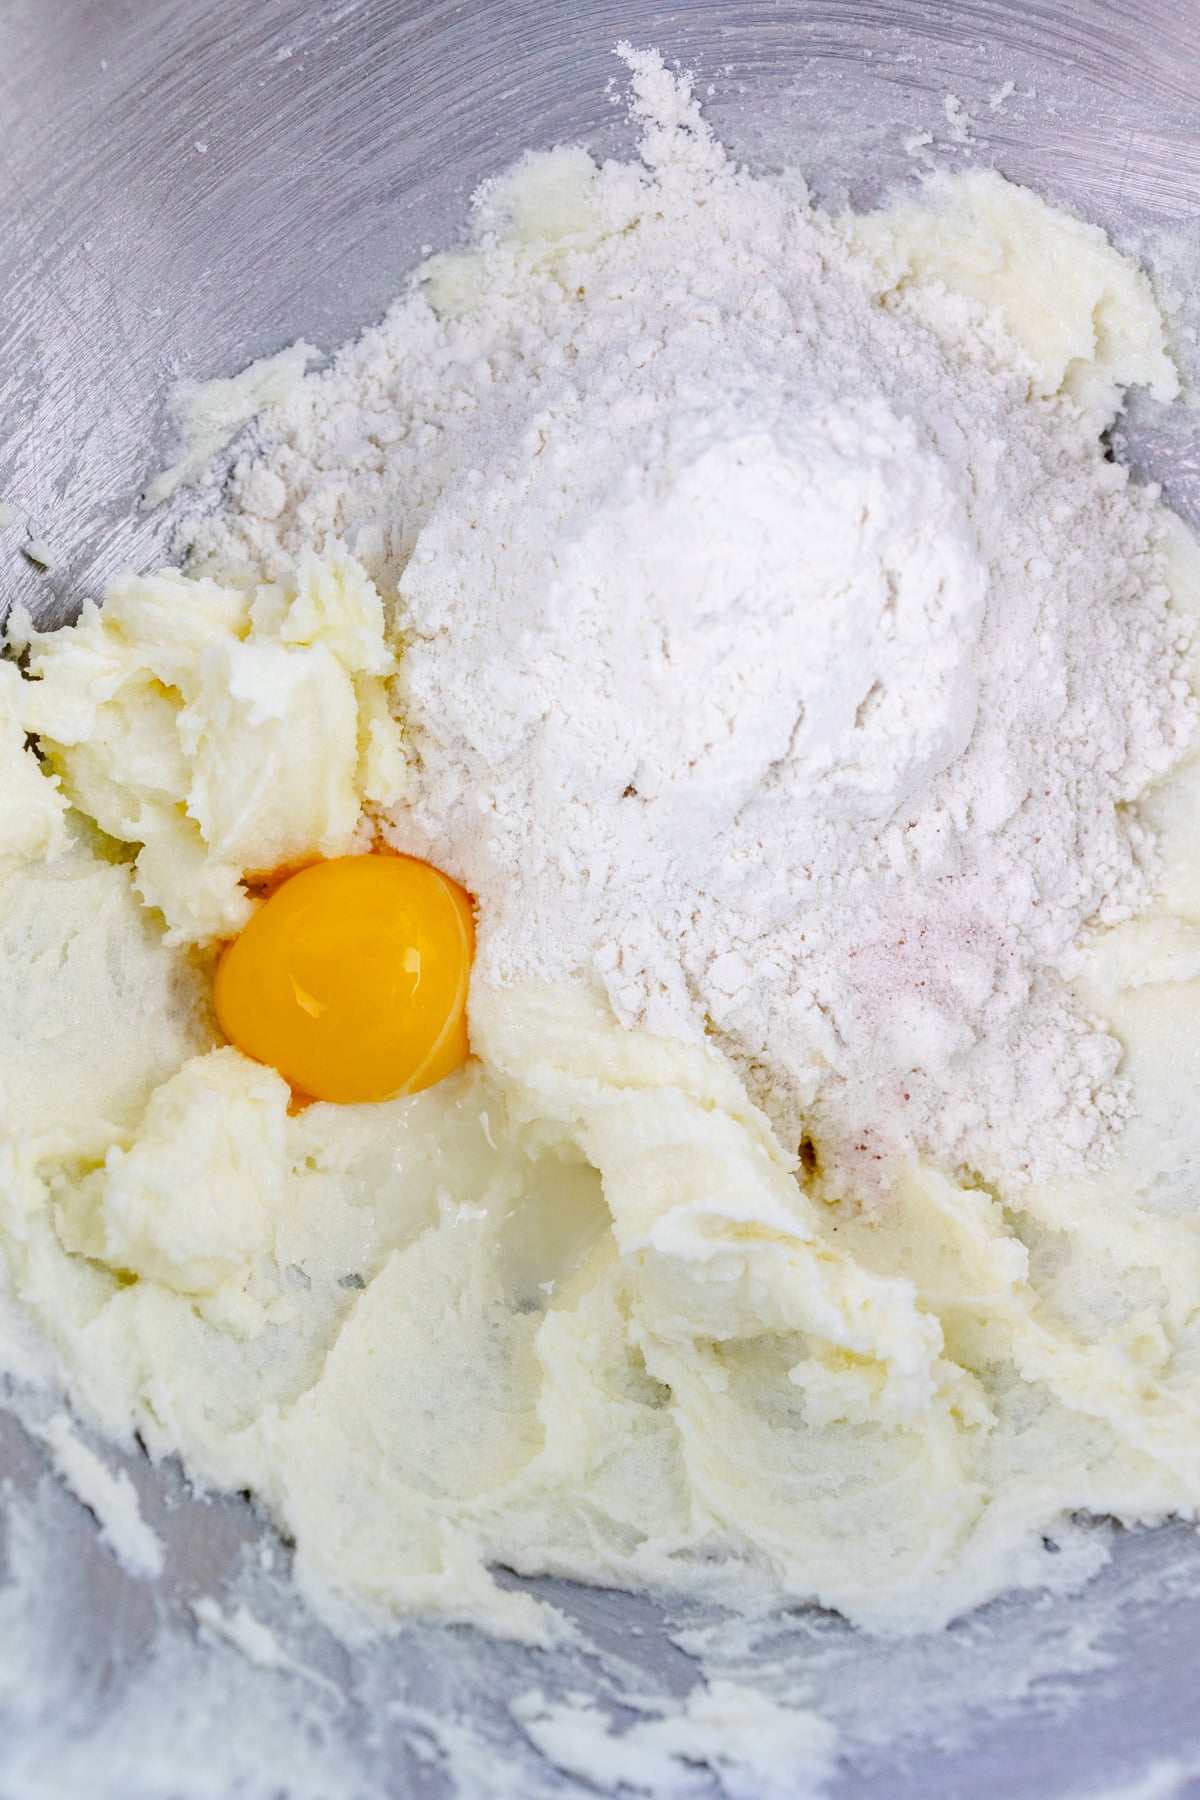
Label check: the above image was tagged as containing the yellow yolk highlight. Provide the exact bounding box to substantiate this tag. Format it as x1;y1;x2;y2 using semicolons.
214;854;475;1104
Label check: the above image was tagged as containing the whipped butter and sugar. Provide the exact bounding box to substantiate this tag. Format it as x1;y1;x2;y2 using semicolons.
4;47;1200;1646
11;547;409;943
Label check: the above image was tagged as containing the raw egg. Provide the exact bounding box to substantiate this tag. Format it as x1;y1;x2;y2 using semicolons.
214;854;475;1104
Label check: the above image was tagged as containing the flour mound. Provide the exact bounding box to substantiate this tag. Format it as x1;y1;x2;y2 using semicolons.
188;48;1194;1189
404;385;985;840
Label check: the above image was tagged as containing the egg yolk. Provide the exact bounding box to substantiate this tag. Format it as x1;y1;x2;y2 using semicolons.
213;854;475;1104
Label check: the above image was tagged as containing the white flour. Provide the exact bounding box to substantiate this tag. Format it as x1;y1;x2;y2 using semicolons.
187;49;1193;1190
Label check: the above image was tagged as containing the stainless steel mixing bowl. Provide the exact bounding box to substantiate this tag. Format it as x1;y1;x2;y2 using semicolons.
3;4;1200;1795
